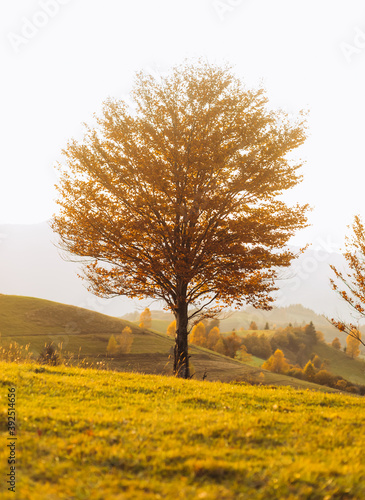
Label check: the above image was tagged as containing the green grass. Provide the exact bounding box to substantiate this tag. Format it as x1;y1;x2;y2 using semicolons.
1;361;365;499
150;319;171;334
313;343;365;385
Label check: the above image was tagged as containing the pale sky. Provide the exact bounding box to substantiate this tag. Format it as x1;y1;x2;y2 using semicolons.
1;0;365;251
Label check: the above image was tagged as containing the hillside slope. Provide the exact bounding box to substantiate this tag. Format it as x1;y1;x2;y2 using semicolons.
1;361;365;500
0;295;342;391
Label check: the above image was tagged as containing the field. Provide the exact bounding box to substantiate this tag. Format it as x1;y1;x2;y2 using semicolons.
1;361;365;499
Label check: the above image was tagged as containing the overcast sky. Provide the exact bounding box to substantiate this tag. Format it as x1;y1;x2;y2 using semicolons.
1;0;365;251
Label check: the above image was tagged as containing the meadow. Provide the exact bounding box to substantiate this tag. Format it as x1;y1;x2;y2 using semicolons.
1;361;365;499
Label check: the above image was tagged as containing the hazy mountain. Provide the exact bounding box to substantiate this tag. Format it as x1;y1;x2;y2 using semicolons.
0;221;357;322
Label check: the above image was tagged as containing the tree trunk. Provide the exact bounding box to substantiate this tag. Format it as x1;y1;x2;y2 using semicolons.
174;299;190;379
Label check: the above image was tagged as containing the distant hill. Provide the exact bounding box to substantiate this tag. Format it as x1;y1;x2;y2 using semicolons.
218;304;344;343
128;304;346;344
312;342;365;386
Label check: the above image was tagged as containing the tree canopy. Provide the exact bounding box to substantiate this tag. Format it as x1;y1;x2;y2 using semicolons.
52;61;309;378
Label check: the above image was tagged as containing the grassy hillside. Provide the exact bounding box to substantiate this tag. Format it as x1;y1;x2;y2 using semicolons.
0;294;138;336
313;342;365;385
1;361;365;500
1;294;362;391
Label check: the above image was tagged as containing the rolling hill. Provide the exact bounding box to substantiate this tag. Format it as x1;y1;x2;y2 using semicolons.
0;294;347;391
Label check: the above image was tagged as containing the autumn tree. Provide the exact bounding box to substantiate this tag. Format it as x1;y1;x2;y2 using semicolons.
250;321;258;331
238;344;252;362
117;326;133;354
262;349;290;374
346;329;361;359
206;326;220;350
330;215;365;349
311;354;322;369
241;332;272;359
304;321;317;344
167;320;176;338
224;331;242;358
139;308;152;329
303;360;316;381
106;334;118;356
189;322;207;347
214;337;226;355
52;61;309;378
331;337;341;350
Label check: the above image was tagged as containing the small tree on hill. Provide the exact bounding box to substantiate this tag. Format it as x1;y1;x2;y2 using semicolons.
224;331;242;358
250;321;258;331
117;326;133;354
305;322;317;344
331;337;341;350
167;320;176;338
262;349;290;374
303;360;316;381
264;322;269;330
346;329;361;359
206;326;220;350
311;354;322;369
189;322;207;347
107;334;118;356
139;308;152;329
238;344;252;362
214;337;226;355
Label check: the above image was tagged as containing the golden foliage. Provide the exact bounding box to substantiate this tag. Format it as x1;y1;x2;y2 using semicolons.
52;60;309;377
139;308;152;329
117;326;133;354
106;334;118;356
167;320;176;338
262;349;290;374
346;329;361;359
189;322;207;347
206;326;220;350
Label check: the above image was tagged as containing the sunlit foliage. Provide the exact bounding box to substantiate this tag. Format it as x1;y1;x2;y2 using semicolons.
166;320;176;338
139;307;152;329
346;330;361;359
262;349;290;374
52;61;309;377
